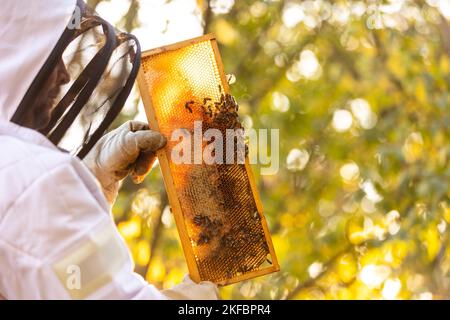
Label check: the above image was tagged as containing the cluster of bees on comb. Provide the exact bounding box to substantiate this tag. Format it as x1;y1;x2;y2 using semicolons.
184;85;243;131
179;84;270;279
193;213;223;245
184;85;248;162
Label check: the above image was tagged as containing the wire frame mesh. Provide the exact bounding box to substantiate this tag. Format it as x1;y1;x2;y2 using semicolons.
137;34;279;285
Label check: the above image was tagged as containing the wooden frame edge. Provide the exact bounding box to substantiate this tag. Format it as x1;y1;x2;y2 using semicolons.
141;33;216;58
217;265;280;286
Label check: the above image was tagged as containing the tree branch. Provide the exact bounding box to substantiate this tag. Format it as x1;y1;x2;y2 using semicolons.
285;244;353;300
203;0;213;34
144;190;169;276
123;0;140;33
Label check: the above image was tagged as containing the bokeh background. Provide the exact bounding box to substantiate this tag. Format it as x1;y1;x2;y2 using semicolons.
90;0;450;299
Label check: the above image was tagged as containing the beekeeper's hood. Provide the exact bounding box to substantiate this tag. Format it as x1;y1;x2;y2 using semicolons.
0;0;141;158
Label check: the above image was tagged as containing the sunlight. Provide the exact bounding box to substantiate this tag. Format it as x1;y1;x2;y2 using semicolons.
211;0;235;15
361;180;383;203
382;278;402;299
308;262;324;279
286;148;310;171
84;0;450;300
360;264;391;288
402;131;424;163
332;109;353;132
282;3;304;28
350;98;377;130
135;0;203;50
272;92;290;112
439;0;450;19
297;49;321;79
96;0;130;26
340;162;360;182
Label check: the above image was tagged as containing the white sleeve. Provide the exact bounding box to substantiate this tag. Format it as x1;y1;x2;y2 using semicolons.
0;159;167;300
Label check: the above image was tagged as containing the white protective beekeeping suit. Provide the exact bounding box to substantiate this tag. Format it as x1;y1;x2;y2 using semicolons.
0;0;218;300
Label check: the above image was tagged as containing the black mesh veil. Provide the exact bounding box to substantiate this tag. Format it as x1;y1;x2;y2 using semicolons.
11;0;141;159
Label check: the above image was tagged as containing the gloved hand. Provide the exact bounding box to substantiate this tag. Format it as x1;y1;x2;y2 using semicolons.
162;275;220;300
83;120;167;205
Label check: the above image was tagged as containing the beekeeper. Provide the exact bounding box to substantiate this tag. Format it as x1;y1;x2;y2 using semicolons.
0;0;219;300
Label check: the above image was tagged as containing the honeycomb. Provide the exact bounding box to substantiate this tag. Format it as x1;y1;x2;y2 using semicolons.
138;34;279;285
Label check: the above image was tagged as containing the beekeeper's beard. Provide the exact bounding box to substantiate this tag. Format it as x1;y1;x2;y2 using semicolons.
31;96;57;130
22;58;70;130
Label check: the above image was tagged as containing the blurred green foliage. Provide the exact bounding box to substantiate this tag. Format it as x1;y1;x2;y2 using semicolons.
94;0;449;299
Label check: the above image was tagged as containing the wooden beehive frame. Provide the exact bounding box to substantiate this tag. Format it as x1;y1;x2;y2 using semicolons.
137;33;279;285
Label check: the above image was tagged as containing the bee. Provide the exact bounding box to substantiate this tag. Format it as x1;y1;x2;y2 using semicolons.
228;119;239;129
197;233;210;245
226;74;236;85
184;100;195;113
221;234;234;248
238;265;247;273
211;219;223;232
203;97;212;105
202;106;211;117
240;264;253;273
193;214;204;226
193;214;213;227
201;105;212;118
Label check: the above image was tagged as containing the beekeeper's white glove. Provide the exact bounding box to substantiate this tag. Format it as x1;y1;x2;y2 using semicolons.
83;120;167;205
162;275;220;300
